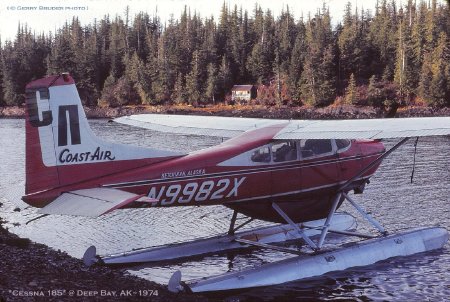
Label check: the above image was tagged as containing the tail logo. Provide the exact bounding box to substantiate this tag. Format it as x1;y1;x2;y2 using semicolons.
26;88;81;147
58;105;81;146
26;88;52;127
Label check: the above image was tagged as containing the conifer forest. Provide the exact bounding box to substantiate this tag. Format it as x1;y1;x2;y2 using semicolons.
0;0;449;108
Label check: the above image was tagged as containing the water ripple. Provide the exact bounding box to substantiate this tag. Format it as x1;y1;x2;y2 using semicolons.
0;119;449;301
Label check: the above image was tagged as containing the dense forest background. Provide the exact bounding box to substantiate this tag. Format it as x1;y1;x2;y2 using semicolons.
0;0;449;108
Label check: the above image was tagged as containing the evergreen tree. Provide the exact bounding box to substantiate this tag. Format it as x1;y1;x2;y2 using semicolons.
1;42;20;105
276;6;297;76
367;0;398;80
109;16;128;79
418;54;433;102
299;8;336;106
2;25;49;106
99;73;116;107
338;2;366;83
288;20;306;101
411;1;427;74
429;64;448;106
124;52;152;104
150;35;170;104
218;56;232;99
367;75;383;106
247;9;275;84
205;63;219;103
272;51;282;104
428;32;450;106
345;73;358;104
393;15;415;102
185;50;202;104
424;0;438;52
47;22;76;75
172;73;185;104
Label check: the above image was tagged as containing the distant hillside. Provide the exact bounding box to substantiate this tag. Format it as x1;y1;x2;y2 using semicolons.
0;1;449;109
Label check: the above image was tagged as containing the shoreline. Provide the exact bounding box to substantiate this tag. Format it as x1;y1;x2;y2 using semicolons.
0;217;207;302
1;104;450;120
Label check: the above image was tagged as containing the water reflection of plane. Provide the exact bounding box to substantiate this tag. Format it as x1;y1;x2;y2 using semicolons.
21;74;450;293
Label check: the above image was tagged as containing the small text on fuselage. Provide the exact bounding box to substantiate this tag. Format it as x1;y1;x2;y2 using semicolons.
161;169;205;179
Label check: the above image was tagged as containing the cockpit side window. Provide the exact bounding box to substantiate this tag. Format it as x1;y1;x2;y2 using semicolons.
272;141;297;162
300;139;333;158
335;139;351;152
250;146;271;163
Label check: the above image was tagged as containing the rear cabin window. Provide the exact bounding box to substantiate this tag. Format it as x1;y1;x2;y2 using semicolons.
300;139;333;158
250;146;271;163
272;141;297;162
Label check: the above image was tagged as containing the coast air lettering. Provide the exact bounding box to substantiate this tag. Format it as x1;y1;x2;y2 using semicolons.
148;177;246;205
58;147;115;163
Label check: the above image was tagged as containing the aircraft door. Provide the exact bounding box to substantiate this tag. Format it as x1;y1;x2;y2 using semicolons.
298;139;340;191
270;140;302;201
335;139;358;181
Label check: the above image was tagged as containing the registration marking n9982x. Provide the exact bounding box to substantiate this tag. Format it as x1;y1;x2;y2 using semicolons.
148;177;246;205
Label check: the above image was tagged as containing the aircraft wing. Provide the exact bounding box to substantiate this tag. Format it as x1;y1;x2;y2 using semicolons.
115;114;286;138
38;188;156;217
115;114;450;140
275;117;450;139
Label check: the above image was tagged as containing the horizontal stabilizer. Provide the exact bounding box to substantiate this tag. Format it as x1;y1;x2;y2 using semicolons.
38;188;156;217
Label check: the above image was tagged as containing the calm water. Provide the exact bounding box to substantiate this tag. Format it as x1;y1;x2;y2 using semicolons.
0;118;449;301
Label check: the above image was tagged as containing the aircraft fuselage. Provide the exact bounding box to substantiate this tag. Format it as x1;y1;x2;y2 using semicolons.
24;122;384;223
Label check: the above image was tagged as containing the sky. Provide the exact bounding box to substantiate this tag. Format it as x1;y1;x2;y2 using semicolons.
0;0;444;42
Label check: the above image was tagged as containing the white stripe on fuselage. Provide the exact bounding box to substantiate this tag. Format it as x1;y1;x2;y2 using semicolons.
103;153;380;189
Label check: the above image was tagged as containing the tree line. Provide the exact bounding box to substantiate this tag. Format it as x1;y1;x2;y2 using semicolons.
0;0;449;108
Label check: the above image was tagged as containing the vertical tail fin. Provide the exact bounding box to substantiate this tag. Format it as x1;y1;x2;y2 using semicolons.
24;74;181;201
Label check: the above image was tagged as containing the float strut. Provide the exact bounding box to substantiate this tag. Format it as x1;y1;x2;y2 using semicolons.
317;193;342;248
228;210;238;235
272;202;318;250
343;192;387;235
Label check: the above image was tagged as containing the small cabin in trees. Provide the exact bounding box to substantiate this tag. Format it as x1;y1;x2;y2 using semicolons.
231;85;257;102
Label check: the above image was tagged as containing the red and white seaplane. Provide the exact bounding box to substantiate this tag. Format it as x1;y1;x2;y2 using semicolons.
22;74;449;293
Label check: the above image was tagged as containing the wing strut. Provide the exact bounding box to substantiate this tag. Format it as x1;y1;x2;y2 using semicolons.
410;137;420;183
317;138;411;246
339;137;410;192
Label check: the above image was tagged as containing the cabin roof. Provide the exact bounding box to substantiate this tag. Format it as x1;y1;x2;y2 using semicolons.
232;85;254;91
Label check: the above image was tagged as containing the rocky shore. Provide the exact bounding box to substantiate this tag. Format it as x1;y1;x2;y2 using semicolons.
0;218;207;302
1;104;450;120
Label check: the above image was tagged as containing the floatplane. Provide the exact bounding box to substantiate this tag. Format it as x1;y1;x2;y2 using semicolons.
22;73;449;293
